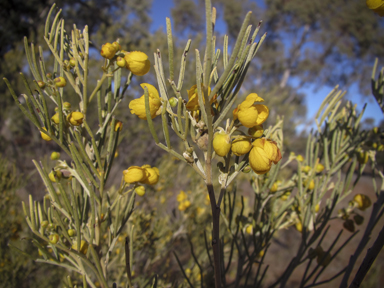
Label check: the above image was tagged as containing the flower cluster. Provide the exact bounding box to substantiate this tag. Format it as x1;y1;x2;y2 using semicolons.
100;42;150;76
176;190;191;211
123;165;160;187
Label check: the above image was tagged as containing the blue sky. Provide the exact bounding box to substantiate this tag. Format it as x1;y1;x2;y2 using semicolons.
149;0;383;131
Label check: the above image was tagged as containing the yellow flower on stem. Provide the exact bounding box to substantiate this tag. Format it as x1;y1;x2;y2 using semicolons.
141;165;160;185
135;186;146;196
249;138;282;174
67;111;84;126
51;113;60;124
233;93;269;128
54;77;67;87
71;240;89;255
129;83;161;120
40;127;52;141
367;0;384;16
100;43;117;59
123;166;148;184
231;136;252;156
248;125;264;138
177;190;187;202
213;131;231;157
185;84;217;112
353;194;371;211
124;51;151;76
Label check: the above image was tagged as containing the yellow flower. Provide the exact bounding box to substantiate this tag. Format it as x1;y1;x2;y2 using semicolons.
367;0;384;16
270;182;278;193
114;121;123;132
233;93;269;128
177;190;187;202
100;43;117;59
141;165;160;185
316;163;324;173
302;165;311;173
50;152;60;160
296;154;304;162
123;166;148;184
304;179;315;190
186;84;208;111
353;194;371;211
129;83;161;120
213;131;231;157
135;186;146;196
295;221;302;232
248;125;264;138
249;138;282;174
231;136;252;156
40;127;52;141
124;51;151;76
245;225;253;235
71;240;89;255
178;200;191;211
49;170;62;182
51;113;60;124
67;112;84;126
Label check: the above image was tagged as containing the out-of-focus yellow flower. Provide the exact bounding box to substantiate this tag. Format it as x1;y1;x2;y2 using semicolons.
213;131;231;157
302;165;311;173
129;83;161;119
123;166;148;184
135;186;146;196
245;225;253;235
233;93;269;128
270;182;278;193
316;163;324;173
231;136;252;156
124;51;151;76
295;221;302;232
67;112;84;126
205;194;210;205
281;191;291;201
367;0;384;16
67;229;76;237
296;154;304;162
315;203;320;213
100;43;117;59
141;165;160;185
304;179;315;190
51;113;60;124
353;194;371;211
178;200;191;211
112;41;121;51
248;125;264;138
115;121;123;132
249;138;282;174
169;97;178;107
357;151;369;164
177;190;187;202
41;127;52;141
54;77;67;87
72;240;88;255
185;84;211;111
49;233;60;244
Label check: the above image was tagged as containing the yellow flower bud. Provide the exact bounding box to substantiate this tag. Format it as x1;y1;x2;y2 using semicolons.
49;170;62;182
304;179;315;190
231;136;252;156
242;166;252;173
112;41;121;51
50;152;61;160
41;220;49;228
245;225;253;235
248;125;264;138
169;97;178;107
233;93;269;128
270;182;278;193
51;113;60;124
301;166;311;173
353;194;371;211
67;111;84;126
124;51;151;76
373;126;379;134
114;121;123;132
67;229;76;237
123;166;148;184
316;163;324;173
281;191;291;201
63;102;71;109
100;43;117;59
37;80;46;89
296;154;304;162
69;58;76;67
49;233;60;244
295;222;302;232
213;131;231;157
366;0;384;16
71;240;88;254
116;56;126;68
129;83;161;119
249;138;282;174
135;186;146;196
40;127;52;141
54;76;67;87
315;203;320;213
